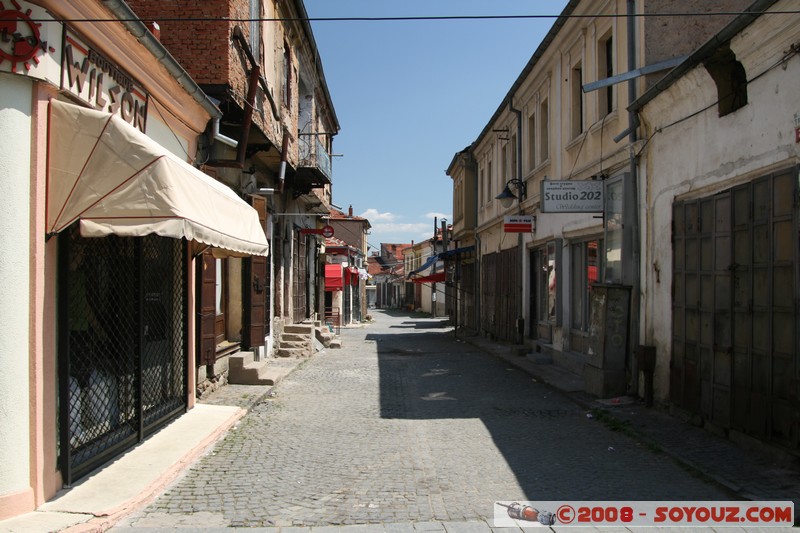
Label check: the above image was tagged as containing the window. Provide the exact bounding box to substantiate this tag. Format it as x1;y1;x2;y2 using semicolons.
704;46;747;116
598;32;613;117
604;178;624;283
540;99;549;161
571;239;603;331
527;112;536;170
282;41;292;107
510;133;517;180
501;145;508;184
479;167;485;205
571;61;584;137
487;160;493;204
537;241;558;323
249;0;261;64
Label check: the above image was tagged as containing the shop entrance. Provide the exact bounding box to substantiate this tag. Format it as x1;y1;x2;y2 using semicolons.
59;227;187;484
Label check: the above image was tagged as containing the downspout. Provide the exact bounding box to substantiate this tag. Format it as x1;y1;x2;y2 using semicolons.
509;95;525;345
208;64;260;169
627;0;642;389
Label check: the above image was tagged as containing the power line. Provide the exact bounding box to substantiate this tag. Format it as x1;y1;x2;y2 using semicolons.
19;11;800;24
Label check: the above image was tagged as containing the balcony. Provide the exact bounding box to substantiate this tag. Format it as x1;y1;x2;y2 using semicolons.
296;134;332;188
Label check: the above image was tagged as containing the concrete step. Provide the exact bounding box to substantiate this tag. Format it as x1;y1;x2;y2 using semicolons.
282;333;310;343
315;328;333;347
229;352;278;385
284;324;313;335
277;347;307;358
329;339;342;349
553;349;588;376
228;351;255;372
278;340;310;350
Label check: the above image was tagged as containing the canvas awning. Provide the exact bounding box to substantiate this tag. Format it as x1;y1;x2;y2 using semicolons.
407;254;439;278
46;99;269;258
325;264;343;291
412;271;446;284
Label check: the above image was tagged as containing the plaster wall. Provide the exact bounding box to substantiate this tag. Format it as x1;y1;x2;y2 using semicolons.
0;74;32;500
638;6;800;402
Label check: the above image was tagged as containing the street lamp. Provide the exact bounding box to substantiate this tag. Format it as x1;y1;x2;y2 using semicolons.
496;178;527;209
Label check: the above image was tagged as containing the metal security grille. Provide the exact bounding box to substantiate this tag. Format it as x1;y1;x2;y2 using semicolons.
59;228;187;484
672;169;799;450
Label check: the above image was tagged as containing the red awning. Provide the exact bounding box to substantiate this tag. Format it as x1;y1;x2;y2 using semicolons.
347;266;359;286
325;264;343;291
412;271;446;284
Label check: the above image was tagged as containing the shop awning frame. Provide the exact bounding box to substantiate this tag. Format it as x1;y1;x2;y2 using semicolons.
46;99;269;258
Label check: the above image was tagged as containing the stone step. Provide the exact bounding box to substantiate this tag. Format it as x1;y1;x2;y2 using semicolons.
228;352;279;385
282;333;309;343
329;339;342;349
278;340;310;350
284;324;314;335
277;347;307;358
228;351;255;372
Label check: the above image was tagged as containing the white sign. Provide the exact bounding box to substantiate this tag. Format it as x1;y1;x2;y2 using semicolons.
541;180;603;213
503;215;534;233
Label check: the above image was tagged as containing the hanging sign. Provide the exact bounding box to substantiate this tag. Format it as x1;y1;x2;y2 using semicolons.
301;225;335;237
503;215;534;233
541;180;603;213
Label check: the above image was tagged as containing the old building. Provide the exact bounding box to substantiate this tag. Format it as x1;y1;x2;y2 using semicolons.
632;0;799;452
324;206;371;322
125;0;339;388
449;0;751;397
0;0;269;519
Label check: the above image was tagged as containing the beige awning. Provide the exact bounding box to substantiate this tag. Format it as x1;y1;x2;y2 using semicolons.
47;99;268;257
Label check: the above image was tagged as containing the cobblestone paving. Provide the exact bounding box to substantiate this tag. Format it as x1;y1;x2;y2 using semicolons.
115;311;733;529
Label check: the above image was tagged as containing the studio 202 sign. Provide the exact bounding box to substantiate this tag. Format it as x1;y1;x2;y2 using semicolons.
62;28;148;132
541;179;603;213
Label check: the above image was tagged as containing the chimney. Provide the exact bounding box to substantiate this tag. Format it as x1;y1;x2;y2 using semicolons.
147;21;161;41
348;205;353;217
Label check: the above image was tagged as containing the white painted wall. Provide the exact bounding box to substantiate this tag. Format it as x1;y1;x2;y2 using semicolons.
0;74;32;495
638;5;800;401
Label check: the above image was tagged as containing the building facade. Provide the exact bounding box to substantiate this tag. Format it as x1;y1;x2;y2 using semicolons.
633;0;799;451
449;0;750;397
0;0;269;519
125;0;339;387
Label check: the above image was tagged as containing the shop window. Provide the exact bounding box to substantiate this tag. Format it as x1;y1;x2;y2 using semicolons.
571;239;603;332
536;241;559;324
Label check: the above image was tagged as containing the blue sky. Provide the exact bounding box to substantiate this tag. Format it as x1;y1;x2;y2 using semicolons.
303;1;569;250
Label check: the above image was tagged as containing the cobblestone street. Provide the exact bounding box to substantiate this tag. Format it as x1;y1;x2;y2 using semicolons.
114;310;733;530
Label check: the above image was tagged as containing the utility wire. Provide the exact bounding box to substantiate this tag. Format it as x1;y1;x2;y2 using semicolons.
19;11;800;24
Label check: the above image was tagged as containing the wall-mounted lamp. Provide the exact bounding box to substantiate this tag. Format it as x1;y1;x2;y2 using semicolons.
495;178;527;209
252;187;277;196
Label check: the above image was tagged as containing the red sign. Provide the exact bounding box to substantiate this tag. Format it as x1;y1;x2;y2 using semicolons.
301;225;335;237
503;215;534;233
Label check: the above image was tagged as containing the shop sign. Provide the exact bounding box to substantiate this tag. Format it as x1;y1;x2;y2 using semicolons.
541;180;603;213
0;0;59;79
62;28;148;132
503;215;534;233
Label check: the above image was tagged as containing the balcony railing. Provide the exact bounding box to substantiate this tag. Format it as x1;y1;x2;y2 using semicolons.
298;135;332;184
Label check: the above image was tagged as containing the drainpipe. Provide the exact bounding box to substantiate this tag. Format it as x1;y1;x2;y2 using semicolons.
627;0;642;392
208;65;260;168
509;96;525;346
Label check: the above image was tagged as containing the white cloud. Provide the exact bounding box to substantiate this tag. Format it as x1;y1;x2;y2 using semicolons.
360;208;397;222
424;212;451;221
